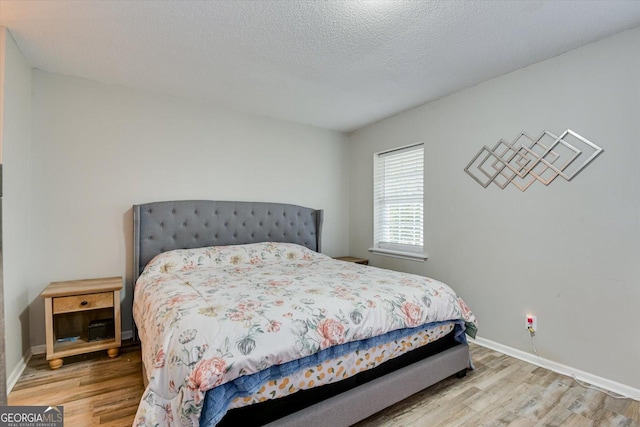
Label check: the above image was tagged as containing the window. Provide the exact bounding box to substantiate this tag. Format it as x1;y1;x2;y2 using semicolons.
370;143;426;261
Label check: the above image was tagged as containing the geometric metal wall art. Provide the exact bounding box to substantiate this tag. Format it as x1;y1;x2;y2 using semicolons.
464;129;603;191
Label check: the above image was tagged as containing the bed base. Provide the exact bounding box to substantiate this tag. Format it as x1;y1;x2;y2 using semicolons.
262;343;469;427
142;343;469;426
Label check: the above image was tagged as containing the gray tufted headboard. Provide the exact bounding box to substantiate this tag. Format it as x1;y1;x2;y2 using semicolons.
132;200;323;284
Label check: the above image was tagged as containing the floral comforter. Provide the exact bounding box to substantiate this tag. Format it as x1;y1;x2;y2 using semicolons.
133;242;477;426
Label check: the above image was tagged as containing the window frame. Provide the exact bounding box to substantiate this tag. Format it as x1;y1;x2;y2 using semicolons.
369;143;428;262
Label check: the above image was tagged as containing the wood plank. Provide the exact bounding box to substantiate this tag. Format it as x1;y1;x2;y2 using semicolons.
626;399;640;422
477;383;540;426
8;341;639;426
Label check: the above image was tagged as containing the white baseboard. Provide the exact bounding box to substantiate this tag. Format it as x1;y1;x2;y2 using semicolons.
471;335;640;401
7;349;32;394
23;332;639;401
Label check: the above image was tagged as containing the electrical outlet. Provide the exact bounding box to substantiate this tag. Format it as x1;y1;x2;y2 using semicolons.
526;315;537;333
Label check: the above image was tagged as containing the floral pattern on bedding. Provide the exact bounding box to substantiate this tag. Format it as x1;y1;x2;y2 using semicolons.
133;242;477;426
228;322;455;409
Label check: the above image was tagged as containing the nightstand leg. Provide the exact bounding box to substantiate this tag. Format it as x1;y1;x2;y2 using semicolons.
107;348;119;358
49;358;63;370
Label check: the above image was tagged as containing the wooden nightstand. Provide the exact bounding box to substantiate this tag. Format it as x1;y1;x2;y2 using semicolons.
41;276;122;369
334;256;369;265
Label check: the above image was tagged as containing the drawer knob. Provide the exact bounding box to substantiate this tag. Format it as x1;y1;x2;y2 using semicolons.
80;301;88;306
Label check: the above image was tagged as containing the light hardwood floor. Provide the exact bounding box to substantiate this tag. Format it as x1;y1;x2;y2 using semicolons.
8;341;144;426
8;341;640;426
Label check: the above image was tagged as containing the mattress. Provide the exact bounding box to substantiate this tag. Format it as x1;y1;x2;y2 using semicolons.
133;242;477;426
209;322;461;426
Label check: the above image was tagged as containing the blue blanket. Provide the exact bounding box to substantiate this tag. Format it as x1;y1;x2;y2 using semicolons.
200;320;468;426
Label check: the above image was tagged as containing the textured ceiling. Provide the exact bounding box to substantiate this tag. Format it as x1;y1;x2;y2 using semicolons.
2;1;640;132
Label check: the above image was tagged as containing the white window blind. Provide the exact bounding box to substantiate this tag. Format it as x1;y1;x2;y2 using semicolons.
371;143;425;260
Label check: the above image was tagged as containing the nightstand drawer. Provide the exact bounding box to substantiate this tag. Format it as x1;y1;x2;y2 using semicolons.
53;292;113;314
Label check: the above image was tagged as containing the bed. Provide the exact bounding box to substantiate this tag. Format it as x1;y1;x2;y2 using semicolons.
132;200;477;426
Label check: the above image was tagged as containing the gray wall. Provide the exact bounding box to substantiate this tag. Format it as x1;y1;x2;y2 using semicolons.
28;70;350;350
0;27;32;391
4;22;639;398
348;27;640;389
